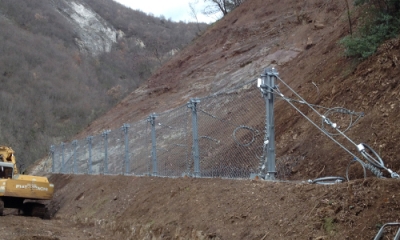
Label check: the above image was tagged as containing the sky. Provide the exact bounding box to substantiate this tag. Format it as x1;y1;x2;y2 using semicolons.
114;0;220;24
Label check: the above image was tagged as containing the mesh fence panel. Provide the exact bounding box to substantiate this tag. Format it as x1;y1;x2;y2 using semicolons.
90;134;104;174
52;144;62;173
275;155;305;180
129;119;151;176
196;82;264;178
49;79;274;179
106;128;125;175
62;141;75;174
74;139;88;174
154;105;190;177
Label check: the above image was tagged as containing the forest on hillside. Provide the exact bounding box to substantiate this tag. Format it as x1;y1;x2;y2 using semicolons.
0;0;207;171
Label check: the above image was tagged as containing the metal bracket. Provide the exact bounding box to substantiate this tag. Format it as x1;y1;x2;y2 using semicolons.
374;222;400;240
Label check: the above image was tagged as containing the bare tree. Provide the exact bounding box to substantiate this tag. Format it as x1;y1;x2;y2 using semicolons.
189;0;203;35
203;0;245;16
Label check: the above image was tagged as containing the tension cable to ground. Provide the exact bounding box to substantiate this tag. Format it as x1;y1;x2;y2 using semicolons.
257;67;399;181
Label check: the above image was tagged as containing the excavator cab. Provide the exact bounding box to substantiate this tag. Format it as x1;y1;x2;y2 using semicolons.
0;146;53;218
0;162;13;179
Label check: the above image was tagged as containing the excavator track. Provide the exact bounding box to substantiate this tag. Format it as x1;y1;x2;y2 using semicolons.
21;202;50;219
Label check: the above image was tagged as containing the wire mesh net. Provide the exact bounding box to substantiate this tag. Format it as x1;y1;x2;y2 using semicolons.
105;128;125;174
89;134;104;174
196;81;264;178
51;144;62;173
129;119;152;176
275;155;305;180
50;79;272;179
74;139;88;174
154;105;191;177
61;142;75;174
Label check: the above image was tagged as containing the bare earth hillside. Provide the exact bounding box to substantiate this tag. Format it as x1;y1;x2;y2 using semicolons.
77;0;400;179
13;0;400;239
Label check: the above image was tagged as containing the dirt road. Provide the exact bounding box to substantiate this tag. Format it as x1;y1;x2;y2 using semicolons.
2;174;400;240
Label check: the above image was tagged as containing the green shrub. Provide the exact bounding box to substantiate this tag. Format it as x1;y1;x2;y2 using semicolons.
340;1;400;59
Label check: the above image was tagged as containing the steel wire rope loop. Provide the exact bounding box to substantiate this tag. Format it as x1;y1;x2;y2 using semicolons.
233;125;258;147
272;94;364;135
199;136;220;143
273;93;364;130
358;143;384;168
271;77;367;179
321;107;364;136
256;145;264;161
198;108;260;146
276;75;397;179
321;107;352;136
274;74;360;148
308;176;345;185
358;143;399;178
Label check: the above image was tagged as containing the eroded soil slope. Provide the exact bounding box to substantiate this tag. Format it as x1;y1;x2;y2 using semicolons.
66;0;400;181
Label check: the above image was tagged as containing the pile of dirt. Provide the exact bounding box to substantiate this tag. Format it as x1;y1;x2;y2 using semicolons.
3;175;400;239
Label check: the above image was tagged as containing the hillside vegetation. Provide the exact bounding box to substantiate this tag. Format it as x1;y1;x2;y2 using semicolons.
0;0;207;170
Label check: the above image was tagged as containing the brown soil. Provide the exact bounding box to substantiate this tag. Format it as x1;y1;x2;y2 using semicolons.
18;0;400;239
78;0;400;181
2;175;400;239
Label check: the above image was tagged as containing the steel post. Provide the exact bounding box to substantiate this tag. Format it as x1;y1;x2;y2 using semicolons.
102;130;111;174
188;98;201;177
87;136;93;174
148;114;158;176
72;140;78;174
260;67;278;180
122;123;130;175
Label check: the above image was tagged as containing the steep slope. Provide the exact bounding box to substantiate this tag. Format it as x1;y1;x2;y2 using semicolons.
0;0;204;170
72;0;400;180
80;0;349;125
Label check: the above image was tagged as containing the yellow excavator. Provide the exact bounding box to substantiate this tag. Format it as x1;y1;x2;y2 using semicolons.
0;146;54;218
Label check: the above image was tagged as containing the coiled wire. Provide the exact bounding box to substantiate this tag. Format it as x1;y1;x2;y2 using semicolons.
346;158;384;181
309;176;345;185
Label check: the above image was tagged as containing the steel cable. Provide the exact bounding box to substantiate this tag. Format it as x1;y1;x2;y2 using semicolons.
272;94;364;135
275;75;360;147
269;76;367;179
308;176;346;185
272;73;399;179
